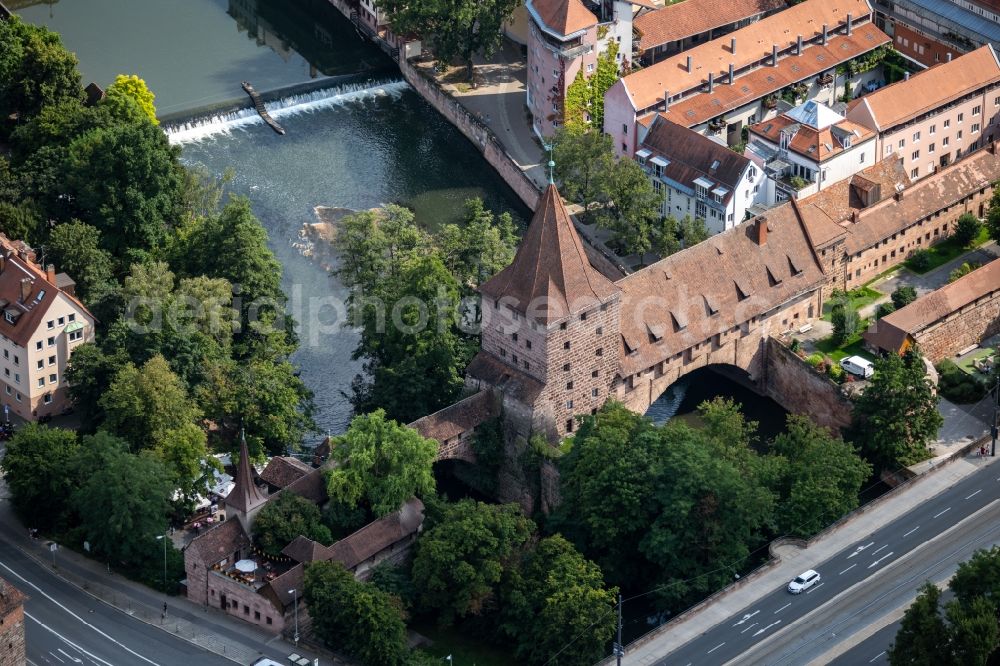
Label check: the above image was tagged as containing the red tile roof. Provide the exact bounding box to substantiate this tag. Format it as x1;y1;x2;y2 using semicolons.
847;45;1000;131
479;184;620;325
635;0;786;51
410;390;499;443
186;518;251;566
750;113;874;162
527;0;597;37
224;435;267;515
259;456;312;490
619;0;882;113
281;535;329;564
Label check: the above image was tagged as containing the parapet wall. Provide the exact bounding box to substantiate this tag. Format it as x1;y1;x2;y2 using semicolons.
763;337;853;433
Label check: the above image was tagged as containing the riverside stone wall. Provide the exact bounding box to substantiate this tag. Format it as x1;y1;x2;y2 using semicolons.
763;337;853;433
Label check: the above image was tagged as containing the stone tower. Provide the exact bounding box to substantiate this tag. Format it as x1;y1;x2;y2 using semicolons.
469;184;621;440
224;432;267;532
0;576;25;666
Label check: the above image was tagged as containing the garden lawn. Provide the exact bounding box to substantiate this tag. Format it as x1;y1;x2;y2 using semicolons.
904;227;991;274
814;332;875;362
955;346;997;376
413;621;512;666
821;287;881;321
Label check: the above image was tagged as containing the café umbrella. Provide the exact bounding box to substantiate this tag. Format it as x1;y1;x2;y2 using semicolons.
235;559;256;574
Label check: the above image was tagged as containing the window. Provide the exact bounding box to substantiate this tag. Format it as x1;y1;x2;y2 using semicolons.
523;360;529;370
69;330;82;342
57;317;64;326
930;124;936;135
46;320;54;330
14;373;19;384
67;314;75;322
898;138;905;148
2;350;7;360
972;123;980;134
592;369;599;378
13;356;18;366
525;340;532;350
49;374;56;383
500;348;506;357
254;611;260;621
37;378;44;388
596;326;603;335
36;360;43;370
958;130;963;140
47;337;54;347
587;63;594;73
929;142;935;153
911;150;920;160
4;386;9;396
911;167;919;178
563;363;571;371
511;333;518;342
958;113;964;123
512;354;518;364
15;393;20;403
48;355;55;366
913;131;920;142
580;312;587;321
563;341;571;350
973;105;981;115
859;152;865;163
34;341;41;351
622;124;628;135
566;419;574;433
945;119;951;129
566;381;574;390
592;388;600;397
943;137;950;147
266;617;273;626
3;369;7;378
559;322;567;330
566;400;574;409
596;348;603;356
995;95;999;106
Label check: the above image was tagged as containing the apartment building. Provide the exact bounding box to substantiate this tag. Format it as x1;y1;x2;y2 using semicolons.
604;0;890;156
846;44;1000;179
874;0;1000;67
635;0;786;65
0;238;95;421
637;116;763;233
747;99;877;202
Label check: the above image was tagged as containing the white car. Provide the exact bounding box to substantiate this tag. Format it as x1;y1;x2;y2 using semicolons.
840;355;874;378
787;569;821;594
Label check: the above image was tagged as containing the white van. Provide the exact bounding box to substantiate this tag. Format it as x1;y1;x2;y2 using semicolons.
840;355;874;378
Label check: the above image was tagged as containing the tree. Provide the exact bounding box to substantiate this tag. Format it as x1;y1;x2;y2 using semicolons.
0;16;82;124
105;74;158;125
553;127;615;221
0;200;42;245
0;424;79;530
988;182;1000;245
304;560;408;666
71;449;174;564
252;492;332;556
66;343;126;432
380;0;519;80
411;499;534;624
153;421;218;502
954;212;983;247
848;349;942;467
770;415;871;537
598;156;664;256
325;410;438;517
948;261;980;283
951;546;1000;608
549;402;661;587
892;285;918;309
877;301;897;318
500;535;617;665
61;120;183;264
99;355;202;451
46;221;117;305
831;301;860;343
889;582;951;665
436;198;517;290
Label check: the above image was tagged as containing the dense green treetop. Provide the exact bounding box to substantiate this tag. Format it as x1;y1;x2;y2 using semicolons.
105;74;158;125
0;424;80;530
0;16;82;125
253;491;333;556
325;409;438;517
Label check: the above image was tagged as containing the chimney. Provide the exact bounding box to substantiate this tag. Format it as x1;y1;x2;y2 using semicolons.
797;34;803;55
730;37;736;54
687;55;693;72
772;43;778;66
729;63;735;83
663;89;670;110
851;209;860;224
19;278;31;303
755;217;768;245
822;24;828;45
708;72;714;93
947;52;953;62
904;71;910;81
894;189;905;202
846;13;852;36
989;140;997;155
45;264;56;283
0;254;6;274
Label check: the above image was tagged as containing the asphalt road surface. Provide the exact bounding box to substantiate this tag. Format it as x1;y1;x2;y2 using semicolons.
656;460;1000;666
0;537;231;666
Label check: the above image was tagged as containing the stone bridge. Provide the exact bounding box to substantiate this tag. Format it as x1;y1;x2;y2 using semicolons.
409;390;500;463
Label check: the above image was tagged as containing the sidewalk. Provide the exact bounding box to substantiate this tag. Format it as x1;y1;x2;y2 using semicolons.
615;449;998;664
0;500;343;666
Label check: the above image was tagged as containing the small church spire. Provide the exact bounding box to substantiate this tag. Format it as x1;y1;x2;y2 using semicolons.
224;426;267;523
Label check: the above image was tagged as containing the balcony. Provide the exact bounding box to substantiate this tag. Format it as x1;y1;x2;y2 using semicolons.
558;42;593;59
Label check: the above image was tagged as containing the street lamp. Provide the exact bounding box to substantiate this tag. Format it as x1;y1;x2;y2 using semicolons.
288;588;299;646
155;534;167;591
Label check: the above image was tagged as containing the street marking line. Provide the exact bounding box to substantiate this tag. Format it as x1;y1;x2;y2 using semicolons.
740;622;759;634
965;489;982;500
872;544;888;556
869;552;895;569
847;542;875;559
805;582;825;594
0;560;160;666
903;526;919;537
934;507;951;518
57;649;82;664
839;564;856;575
774;603;791;614
48;653;65;663
870;650;886;663
707;642;725;654
752;620;781;637
732;610;759;626
27;614;114;666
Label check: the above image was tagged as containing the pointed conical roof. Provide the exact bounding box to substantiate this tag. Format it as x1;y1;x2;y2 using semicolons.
480;184;619;325
225;432;267;514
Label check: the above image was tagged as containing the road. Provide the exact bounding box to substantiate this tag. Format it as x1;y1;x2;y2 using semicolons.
0;536;232;666
656;459;1000;666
